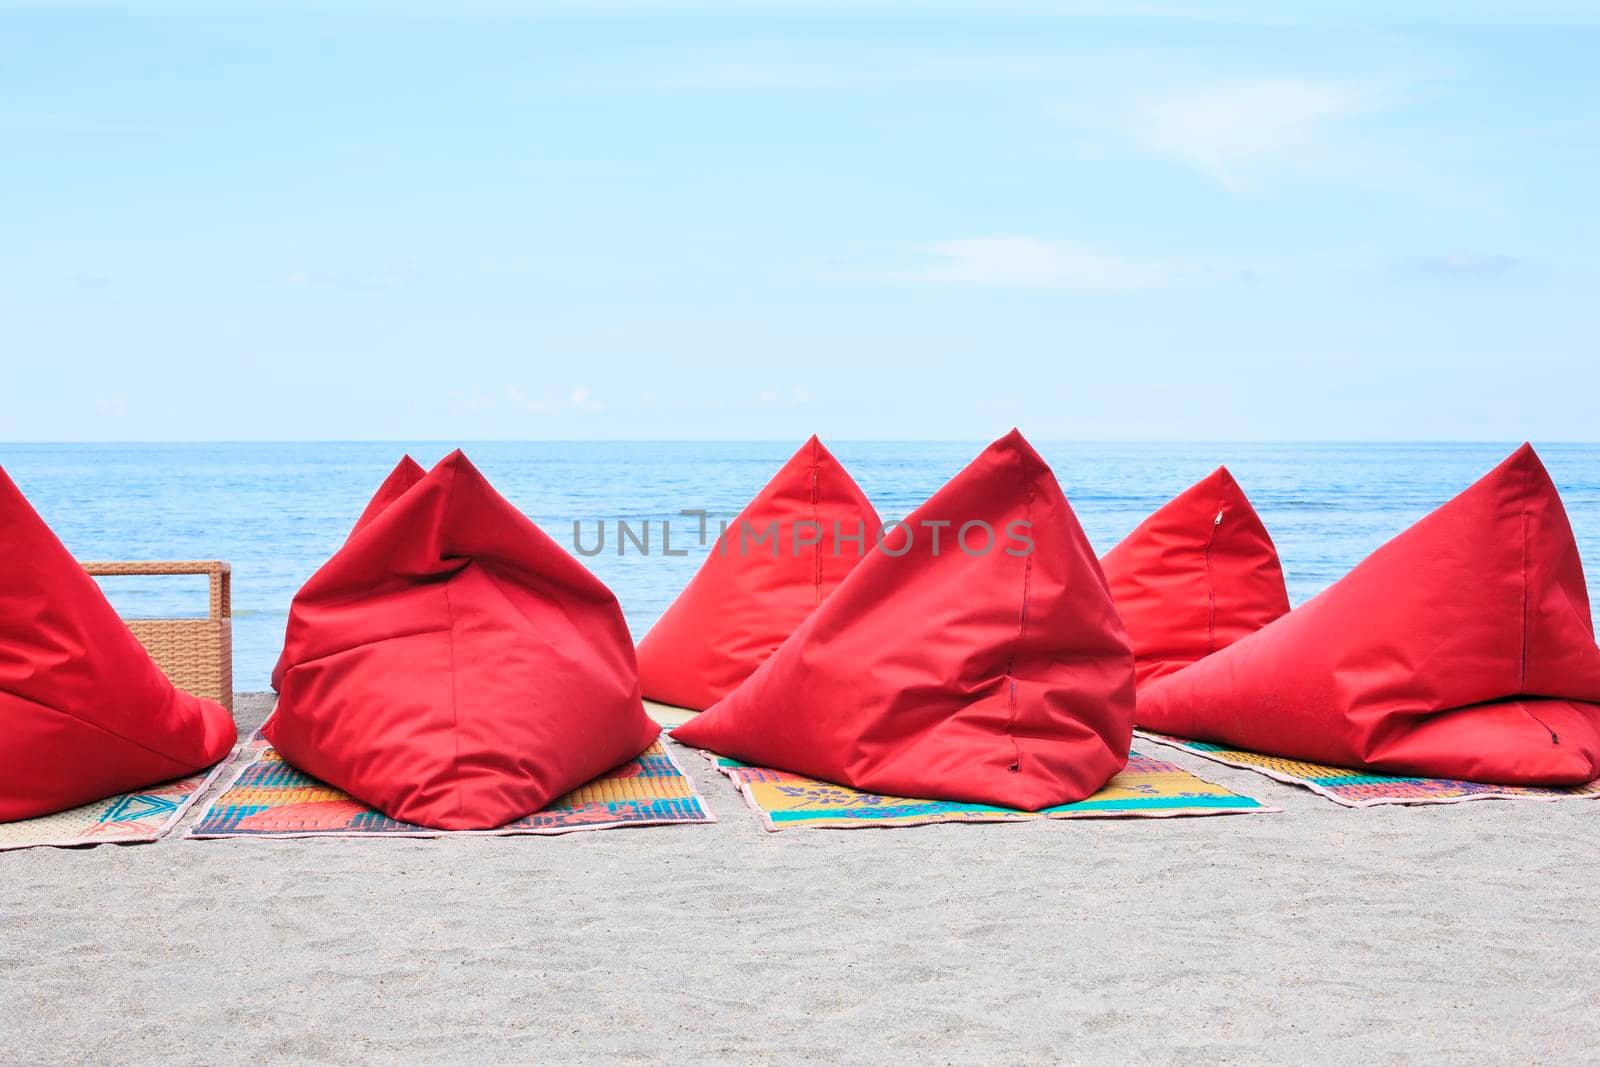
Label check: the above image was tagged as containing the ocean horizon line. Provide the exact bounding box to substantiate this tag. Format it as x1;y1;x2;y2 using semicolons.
3;437;1595;448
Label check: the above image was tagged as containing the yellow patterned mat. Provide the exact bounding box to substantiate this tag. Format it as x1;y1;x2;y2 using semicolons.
708;749;1277;831
188;734;715;837
1138;731;1600;807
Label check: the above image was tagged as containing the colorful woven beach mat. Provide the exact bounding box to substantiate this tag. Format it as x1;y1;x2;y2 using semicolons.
1138;732;1600;808
709;748;1275;831
188;734;715;838
0;762;229;851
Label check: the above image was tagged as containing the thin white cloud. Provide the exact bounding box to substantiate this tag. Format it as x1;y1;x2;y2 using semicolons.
0;110;154;133
92;392;128;418
1402;252;1522;280
555;41;1445;197
0;0;1336;19
621;53;1084;92
506;386;547;412
913;238;1500;291
276;265;419;291
448;388;492;415
745;387;816;408
568;386;604;412
448;385;549;415
919;237;1180;290
560;46;1195;94
1062;75;1415;194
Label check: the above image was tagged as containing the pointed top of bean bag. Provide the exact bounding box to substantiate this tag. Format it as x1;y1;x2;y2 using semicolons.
0;466;236;822
636;435;880;710
1139;443;1600;784
266;449;660;830
270;453;428;693
348;453;426;542
672;429;1135;810
1101;465;1289;686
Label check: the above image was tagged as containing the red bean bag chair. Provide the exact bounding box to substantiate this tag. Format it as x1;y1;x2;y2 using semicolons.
1138;444;1600;785
1100;466;1289;686
265;450;660;830
635;436;880;711
0;467;236;822
269;454;425;692
672;430;1135;809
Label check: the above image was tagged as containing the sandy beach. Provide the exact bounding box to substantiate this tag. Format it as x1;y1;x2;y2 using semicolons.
1;692;1596;1064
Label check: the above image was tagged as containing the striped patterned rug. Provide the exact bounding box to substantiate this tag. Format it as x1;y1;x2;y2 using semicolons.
0;762;230;851
188;734;715;838
708;748;1276;831
1138;732;1600;808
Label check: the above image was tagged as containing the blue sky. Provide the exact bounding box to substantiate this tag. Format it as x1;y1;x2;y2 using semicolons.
2;1;1596;441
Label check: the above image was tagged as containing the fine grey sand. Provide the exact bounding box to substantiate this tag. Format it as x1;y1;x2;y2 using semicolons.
3;694;1599;1064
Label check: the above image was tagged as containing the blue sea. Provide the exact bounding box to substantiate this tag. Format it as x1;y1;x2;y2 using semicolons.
3;441;1598;690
